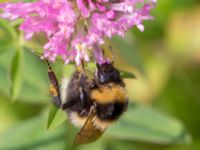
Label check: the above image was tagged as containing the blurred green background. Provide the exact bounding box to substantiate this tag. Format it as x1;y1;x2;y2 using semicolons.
1;0;200;150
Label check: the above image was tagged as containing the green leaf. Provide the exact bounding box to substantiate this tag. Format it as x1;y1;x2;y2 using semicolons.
0;47;16;96
47;103;67;130
18;49;49;103
0;114;67;150
10;49;23;100
111;34;144;73
0;47;51;103
107;104;191;144
0;45;14;55
0;19;17;45
0;19;17;55
164;139;200;150
120;70;136;79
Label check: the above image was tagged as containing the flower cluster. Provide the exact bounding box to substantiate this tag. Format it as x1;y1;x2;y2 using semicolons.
0;0;156;65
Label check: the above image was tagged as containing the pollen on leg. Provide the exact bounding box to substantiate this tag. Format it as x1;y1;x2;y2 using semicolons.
49;84;58;97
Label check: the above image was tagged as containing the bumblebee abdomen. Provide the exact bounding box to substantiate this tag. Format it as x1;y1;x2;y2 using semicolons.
90;83;127;104
96;101;128;121
91;83;128;121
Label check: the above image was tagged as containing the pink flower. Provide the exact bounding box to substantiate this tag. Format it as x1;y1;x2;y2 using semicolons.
0;0;156;65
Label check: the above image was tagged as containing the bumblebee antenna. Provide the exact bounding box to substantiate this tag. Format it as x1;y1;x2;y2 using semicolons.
108;45;115;63
80;59;85;74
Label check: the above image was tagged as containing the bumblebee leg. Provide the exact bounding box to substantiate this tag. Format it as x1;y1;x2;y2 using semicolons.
79;87;87;106
46;60;62;108
79;74;95;107
86;79;96;89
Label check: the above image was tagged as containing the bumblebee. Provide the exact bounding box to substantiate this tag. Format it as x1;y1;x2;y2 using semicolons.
46;61;128;145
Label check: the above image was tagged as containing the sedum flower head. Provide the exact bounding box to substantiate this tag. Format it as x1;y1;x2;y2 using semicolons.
0;0;156;65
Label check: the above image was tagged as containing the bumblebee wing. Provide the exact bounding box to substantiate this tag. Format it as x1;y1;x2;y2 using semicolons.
74;104;104;145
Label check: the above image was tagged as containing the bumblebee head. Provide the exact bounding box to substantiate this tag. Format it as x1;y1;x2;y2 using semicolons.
95;62;121;84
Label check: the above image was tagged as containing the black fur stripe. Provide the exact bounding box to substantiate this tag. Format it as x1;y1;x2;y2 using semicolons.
96;101;128;121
